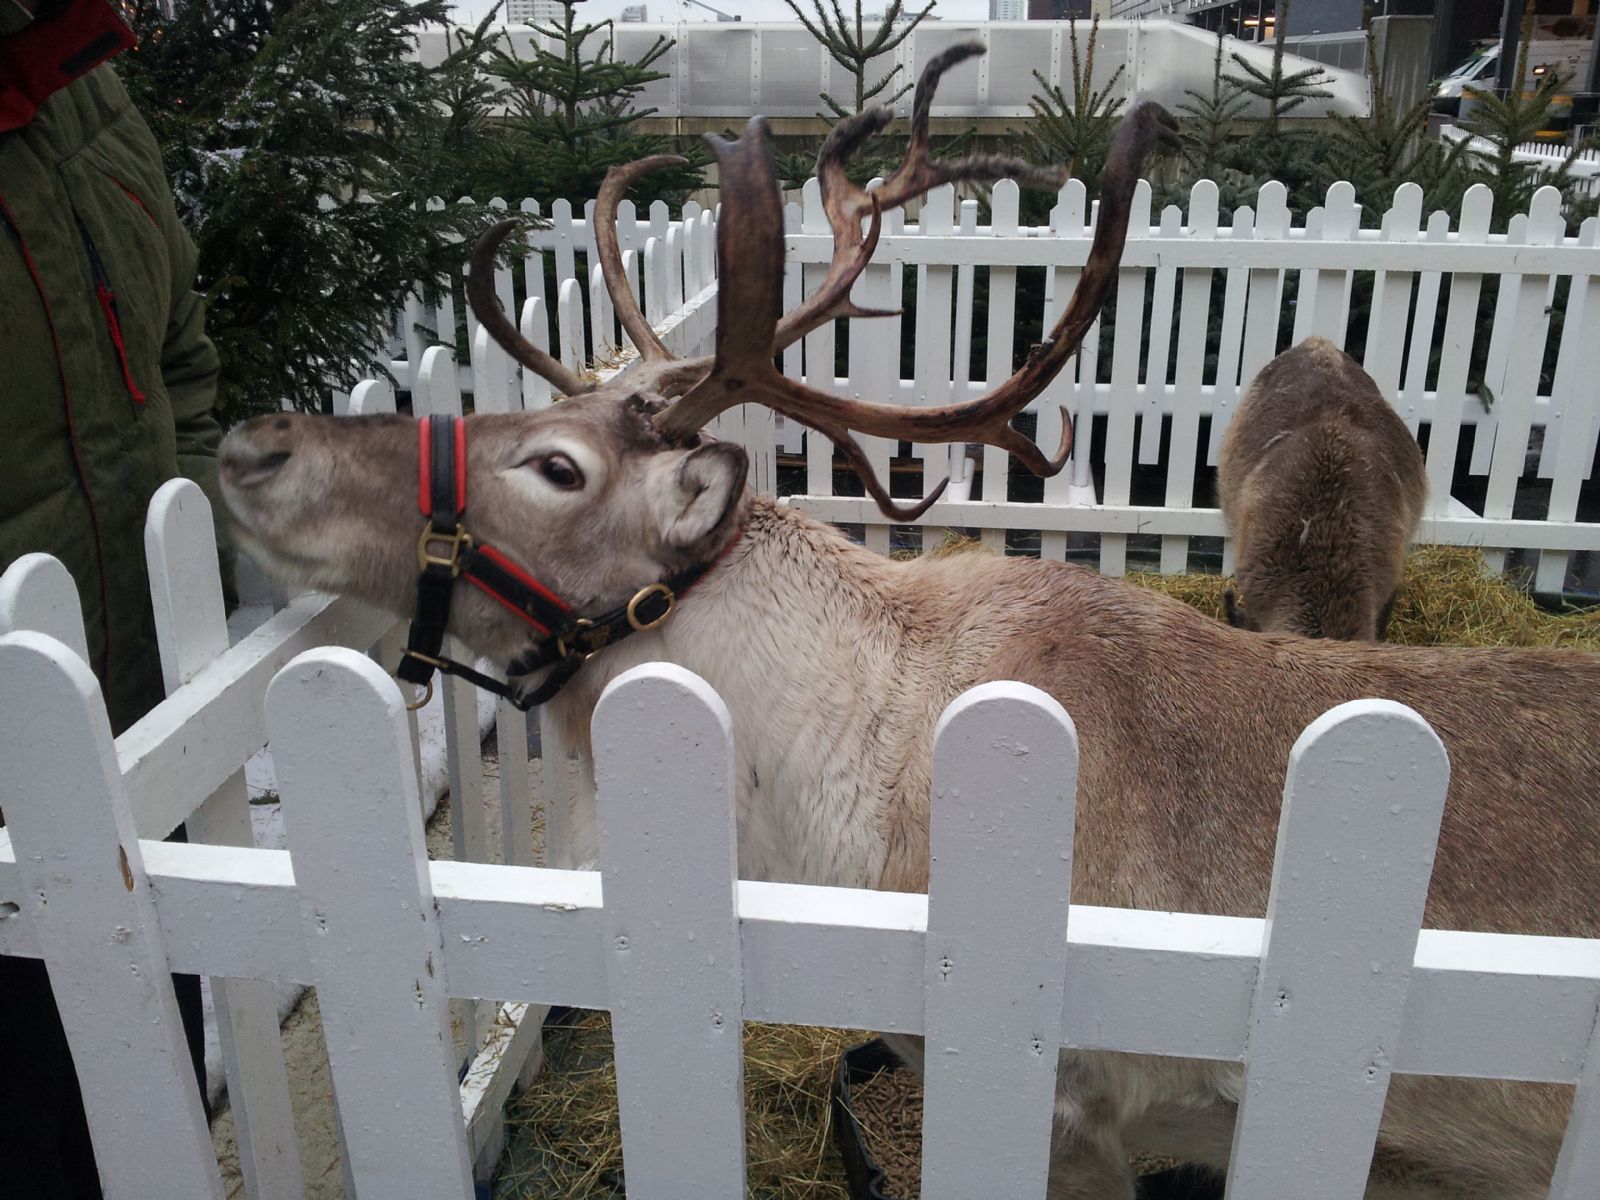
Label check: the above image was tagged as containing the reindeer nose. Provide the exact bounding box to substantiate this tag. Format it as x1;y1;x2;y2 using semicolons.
220;416;295;488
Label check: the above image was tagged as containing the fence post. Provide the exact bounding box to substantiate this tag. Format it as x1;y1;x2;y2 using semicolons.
415;344;494;1063
1099;179;1153;576
1162;179;1219;574
1549;1001;1600;1198
146;480;303;1200
1536;216;1600;593
1226;699;1450;1196
347;376;395;416
520;295;555;409
979;180;1020;547
0;552;90;661
592;664;746;1197
919;682;1077;1200
265;647;476;1198
0;632;224;1200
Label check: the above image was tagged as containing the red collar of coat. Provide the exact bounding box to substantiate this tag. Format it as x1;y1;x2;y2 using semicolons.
0;0;134;133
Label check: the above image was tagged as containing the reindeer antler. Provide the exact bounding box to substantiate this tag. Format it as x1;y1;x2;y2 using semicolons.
465;43;1179;519
771;42;1068;353
468;223;595;400
655;94;1180;518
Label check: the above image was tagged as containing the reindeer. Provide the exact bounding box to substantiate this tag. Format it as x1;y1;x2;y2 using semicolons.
1218;336;1428;640
218;47;1597;1200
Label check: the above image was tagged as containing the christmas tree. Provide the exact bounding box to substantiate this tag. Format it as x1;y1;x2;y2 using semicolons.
479;1;705;209
119;0;503;423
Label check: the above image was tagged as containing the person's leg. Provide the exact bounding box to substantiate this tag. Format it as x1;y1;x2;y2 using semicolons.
0;954;103;1200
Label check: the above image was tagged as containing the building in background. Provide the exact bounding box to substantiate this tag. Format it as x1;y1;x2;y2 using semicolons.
990;0;1028;18
1029;0;1093;14
621;4;649;20
504;0;566;25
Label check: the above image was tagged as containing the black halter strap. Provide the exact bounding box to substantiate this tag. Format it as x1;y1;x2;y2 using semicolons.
395;415;729;711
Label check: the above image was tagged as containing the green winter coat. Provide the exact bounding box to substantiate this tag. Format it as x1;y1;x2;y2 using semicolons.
0;8;236;735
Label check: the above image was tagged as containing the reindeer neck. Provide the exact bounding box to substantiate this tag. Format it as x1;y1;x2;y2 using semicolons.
548;495;905;885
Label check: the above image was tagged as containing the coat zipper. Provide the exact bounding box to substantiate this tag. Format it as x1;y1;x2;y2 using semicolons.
73;212;145;405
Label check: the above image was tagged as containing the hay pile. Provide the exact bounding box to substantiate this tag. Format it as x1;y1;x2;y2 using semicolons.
493;545;1596;1200
1127;545;1600;649
495;1013;855;1200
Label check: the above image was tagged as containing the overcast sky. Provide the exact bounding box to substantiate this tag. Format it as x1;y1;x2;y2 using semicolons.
449;0;995;22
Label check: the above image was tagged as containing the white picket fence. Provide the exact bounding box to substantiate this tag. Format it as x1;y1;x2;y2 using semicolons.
1439;123;1600;198
0;360;595;1196
3;590;1600;1196
408;172;1600;590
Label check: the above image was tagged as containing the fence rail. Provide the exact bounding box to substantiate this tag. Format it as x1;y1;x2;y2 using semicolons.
1;638;1597;1195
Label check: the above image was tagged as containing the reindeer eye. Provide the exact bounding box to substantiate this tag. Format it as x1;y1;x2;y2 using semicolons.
532;452;584;490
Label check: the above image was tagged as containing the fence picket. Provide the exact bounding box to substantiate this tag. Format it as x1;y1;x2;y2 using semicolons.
1162;181;1218;573
1138;203;1181;467
914;185;957;548
519;198;544;315
348;377;395;416
801;180;836;502
472;325;512;414
851;187;898;556
0;633;224;1199
1398;209;1451;436
551;199;578;299
1364;184;1422;412
1470;209;1526;481
1535;218;1600;592
1481;188;1564;571
415;346;493;1062
145;481;302;1200
265;649;475;1199
1425;186;1493;516
1208;200;1253;466
1226;700;1449;1197
590;261;614;362
1043;180;1088;561
558;277;587;374
1290;206;1323;345
980;181;1021;552
919;683;1076;1200
0;552;90;661
1099;181;1153;576
1311;181;1359;344
949;198;979;504
1548;1003;1600;1198
519;296;554;410
593;665;745;1196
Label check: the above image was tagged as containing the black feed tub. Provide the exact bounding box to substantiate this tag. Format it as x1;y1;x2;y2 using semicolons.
831;1040;1225;1200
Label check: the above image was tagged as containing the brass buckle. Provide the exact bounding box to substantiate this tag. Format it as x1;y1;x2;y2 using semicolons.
554;617;596;664
416;524;474;575
626;583;675;632
405;678;434;711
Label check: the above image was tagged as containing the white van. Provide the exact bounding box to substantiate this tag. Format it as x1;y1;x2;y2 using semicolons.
1432;19;1594;118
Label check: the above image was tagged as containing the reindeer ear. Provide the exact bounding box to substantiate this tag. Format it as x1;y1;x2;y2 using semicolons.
662;442;747;550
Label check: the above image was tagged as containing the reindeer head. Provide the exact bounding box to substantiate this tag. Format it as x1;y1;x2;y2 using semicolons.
221;45;1177;672
221;400;748;663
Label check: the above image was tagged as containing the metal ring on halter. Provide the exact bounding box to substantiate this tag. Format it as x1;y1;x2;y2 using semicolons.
405;677;434;711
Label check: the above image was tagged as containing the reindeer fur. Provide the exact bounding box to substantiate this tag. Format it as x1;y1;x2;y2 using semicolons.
222;401;1595;1199
1218;337;1428;640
